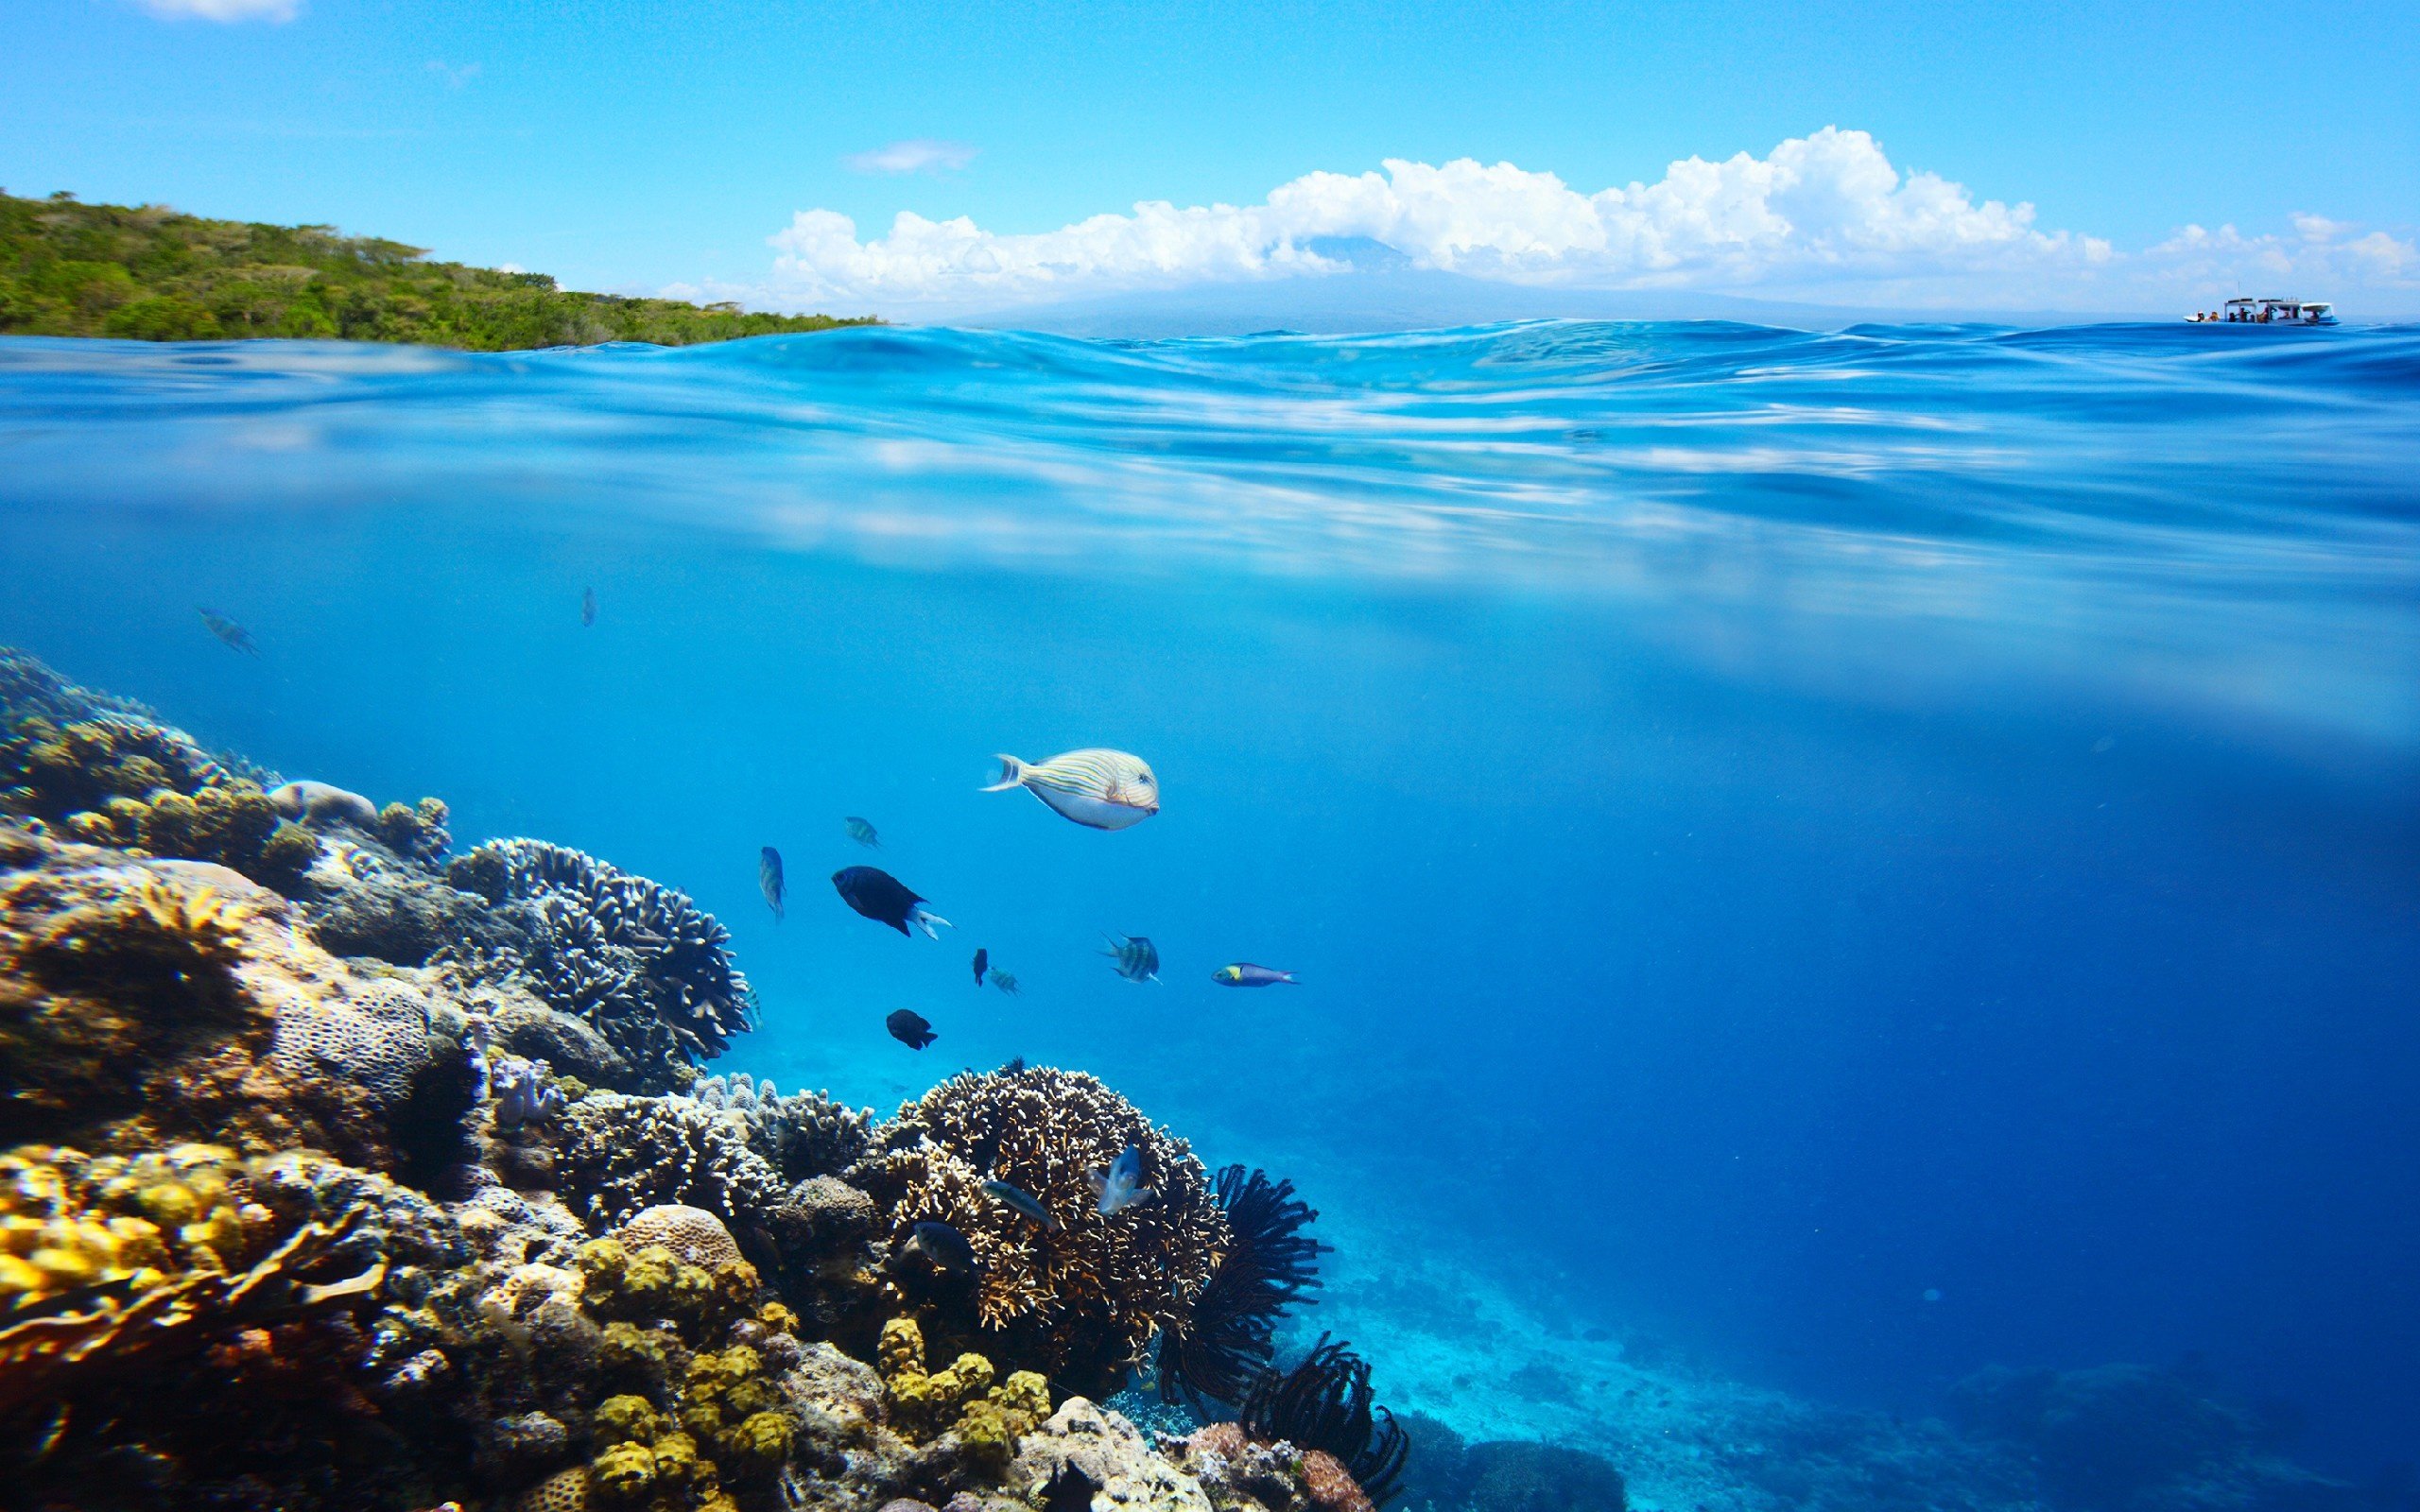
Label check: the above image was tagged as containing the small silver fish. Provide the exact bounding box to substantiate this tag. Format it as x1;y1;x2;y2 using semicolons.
844;816;881;849
759;847;786;921
982;1178;1063;1232
196;607;258;656
1101;934;1159;984
983;749;1159;831
1089;1145;1155;1216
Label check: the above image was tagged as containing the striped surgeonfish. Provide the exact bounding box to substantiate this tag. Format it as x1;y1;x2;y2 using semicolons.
982;748;1159;830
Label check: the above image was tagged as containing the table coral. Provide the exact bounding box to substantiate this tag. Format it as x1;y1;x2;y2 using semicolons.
850;1065;1229;1396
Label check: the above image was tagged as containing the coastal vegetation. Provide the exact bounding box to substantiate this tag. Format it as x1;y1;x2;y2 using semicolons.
0;190;874;350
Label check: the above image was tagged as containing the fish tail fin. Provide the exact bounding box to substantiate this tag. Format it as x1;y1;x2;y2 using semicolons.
915;909;954;940
1280;971;1299;984
980;755;1028;792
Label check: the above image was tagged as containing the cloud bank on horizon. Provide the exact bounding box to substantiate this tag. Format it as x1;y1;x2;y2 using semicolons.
756;129;2415;314
845;139;980;176
138;0;300;21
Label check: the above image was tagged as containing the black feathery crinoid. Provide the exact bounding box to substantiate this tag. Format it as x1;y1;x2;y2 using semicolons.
1159;1164;1328;1414
1240;1333;1408;1507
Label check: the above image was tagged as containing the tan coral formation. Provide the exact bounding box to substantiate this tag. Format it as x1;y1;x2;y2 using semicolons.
852;1065;1229;1395
0;826;464;1170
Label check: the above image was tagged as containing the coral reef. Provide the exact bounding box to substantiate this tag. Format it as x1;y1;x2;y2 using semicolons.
0;1141;466;1506
455;837;755;1088
1387;1416;1627;1512
1231;1336;1408;1508
0;828;475;1175
0;649;1448;1512
1010;1397;1215;1512
690;1071;874;1179
850;1065;1229;1397
1160;1164;1328;1415
556;1091;789;1232
1948;1363;2356;1512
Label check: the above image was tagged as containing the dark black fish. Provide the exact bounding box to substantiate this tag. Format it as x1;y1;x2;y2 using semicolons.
1042;1462;1100;1512
759;847;785;921
885;1008;937;1049
905;1218;974;1274
833;866;952;939
196;608;258;656
972;948;989;987
580;586;597;627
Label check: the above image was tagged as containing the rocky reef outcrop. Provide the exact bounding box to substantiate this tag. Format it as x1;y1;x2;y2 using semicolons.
0;645;1408;1512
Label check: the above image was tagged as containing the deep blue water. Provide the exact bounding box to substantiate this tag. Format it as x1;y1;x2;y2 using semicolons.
2;321;2416;1477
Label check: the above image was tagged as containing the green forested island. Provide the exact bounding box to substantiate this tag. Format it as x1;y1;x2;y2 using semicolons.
0;190;876;349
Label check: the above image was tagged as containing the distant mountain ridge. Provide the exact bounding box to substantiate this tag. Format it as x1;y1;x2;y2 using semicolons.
951;262;2163;337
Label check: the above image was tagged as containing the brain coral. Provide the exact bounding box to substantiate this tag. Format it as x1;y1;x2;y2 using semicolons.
850;1065;1228;1397
618;1204;744;1269
458;839;753;1089
270;977;438;1109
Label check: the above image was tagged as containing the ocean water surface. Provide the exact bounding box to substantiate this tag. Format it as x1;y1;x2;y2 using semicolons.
3;320;2416;1495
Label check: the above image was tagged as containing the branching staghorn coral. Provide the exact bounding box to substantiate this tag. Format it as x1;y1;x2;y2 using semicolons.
850;1065;1228;1396
455;838;753;1086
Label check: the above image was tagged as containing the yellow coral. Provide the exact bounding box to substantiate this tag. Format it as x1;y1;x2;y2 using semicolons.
756;1300;800;1335
876;1314;1044;1447
717;1410;793;1470
0;1143;258;1307
589;1440;656;1502
592;1394;663;1448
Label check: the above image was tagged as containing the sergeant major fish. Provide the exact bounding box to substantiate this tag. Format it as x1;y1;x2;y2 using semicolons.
580;587;597;627
844;816;880;849
1101;934;1159;984
982;749;1159;831
1089;1145;1154;1216
990;970;1021;996
981;1179;1062;1232
1213;963;1297;987
834;866;952;938
759;847;786;921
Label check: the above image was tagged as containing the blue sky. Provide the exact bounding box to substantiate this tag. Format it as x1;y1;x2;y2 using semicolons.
5;0;2416;315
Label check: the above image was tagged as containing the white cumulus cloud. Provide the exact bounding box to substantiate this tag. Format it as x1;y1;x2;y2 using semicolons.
846;139;979;176
138;0;301;21
772;129;2111;306
756;128;2415;314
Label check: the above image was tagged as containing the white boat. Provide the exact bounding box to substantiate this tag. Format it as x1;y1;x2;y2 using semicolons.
2187;296;2338;325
